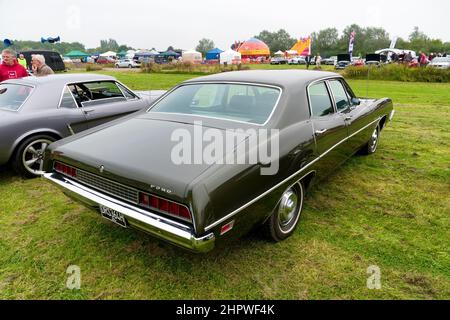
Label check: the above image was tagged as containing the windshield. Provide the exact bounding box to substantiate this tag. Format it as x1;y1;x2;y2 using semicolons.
0;84;34;111
148;83;281;125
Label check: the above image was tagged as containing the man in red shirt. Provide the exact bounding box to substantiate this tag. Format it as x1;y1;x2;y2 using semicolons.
0;48;29;82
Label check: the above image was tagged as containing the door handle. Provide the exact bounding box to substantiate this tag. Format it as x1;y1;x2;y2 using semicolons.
315;129;328;135
83;108;95;114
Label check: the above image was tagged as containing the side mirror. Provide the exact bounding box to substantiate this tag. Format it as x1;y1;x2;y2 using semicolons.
351;98;361;106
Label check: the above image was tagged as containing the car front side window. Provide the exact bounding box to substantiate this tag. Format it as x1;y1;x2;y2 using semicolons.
59;86;78;109
308;82;334;117
329;80;351;112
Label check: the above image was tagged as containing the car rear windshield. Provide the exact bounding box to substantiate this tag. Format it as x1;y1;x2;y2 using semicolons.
0;84;33;111
148;83;281;125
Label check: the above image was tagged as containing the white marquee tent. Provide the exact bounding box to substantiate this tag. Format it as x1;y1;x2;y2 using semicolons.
100;51;117;58
182;50;202;63
220;49;241;65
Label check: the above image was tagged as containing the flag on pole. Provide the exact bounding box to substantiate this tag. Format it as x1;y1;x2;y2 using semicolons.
290;36;311;56
389;36;398;49
348;31;356;59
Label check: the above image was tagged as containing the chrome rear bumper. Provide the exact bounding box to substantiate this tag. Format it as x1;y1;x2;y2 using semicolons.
43;173;215;253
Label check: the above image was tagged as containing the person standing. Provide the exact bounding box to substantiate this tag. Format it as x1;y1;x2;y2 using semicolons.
31;54;54;77
0;49;29;82
315;54;322;69
17;54;28;69
419;51;428;66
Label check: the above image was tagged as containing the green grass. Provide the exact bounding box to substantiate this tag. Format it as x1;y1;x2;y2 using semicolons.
0;72;449;299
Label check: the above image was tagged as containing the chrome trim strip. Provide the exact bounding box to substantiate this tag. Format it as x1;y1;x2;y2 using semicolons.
147;81;283;127
204;116;381;231
43;173;215;253
67;124;75;135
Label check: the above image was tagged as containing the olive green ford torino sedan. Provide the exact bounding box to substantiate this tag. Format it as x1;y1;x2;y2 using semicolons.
43;70;394;253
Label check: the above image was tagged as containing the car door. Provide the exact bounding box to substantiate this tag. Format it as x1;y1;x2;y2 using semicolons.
328;79;376;155
70;81;145;129
308;81;349;176
58;86;89;134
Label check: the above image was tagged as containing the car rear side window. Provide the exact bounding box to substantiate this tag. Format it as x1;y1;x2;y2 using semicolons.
0;84;33;111
329;80;350;111
308;82;334;117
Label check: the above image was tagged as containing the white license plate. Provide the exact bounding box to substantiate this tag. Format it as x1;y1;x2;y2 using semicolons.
99;205;128;228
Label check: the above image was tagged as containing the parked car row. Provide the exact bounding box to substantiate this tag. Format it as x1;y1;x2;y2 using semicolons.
0;70;395;253
0;70;394;253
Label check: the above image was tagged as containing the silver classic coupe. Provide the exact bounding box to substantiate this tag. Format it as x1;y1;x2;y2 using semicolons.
0;74;164;178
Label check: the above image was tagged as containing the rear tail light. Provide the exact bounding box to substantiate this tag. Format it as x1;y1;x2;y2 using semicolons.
54;162;77;178
139;192;192;222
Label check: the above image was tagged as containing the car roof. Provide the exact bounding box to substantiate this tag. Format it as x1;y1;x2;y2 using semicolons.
182;70;340;88
2;73;117;86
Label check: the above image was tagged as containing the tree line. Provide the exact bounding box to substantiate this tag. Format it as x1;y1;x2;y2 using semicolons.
5;25;449;59
6;38;133;55
254;25;449;57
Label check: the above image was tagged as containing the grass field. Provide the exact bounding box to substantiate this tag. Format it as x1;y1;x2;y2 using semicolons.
0;71;449;299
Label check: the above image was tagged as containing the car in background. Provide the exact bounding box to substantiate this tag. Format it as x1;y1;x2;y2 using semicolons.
288;56;306;65
96;57;116;64
351;57;365;67
322;56;337;65
21;50;66;72
335;54;351;69
270;57;288;65
365;54;382;67
63;57;73;63
115;59;141;69
43;70;394;253
428;57;450;69
0;74;165;178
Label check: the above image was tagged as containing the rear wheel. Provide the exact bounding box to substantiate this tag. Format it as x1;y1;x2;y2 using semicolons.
128;64;132;69
263;182;304;241
12;134;56;178
361;124;380;155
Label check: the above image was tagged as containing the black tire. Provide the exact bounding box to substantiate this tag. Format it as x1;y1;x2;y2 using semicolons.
360;124;380;155
263;182;304;242
128;65;132;69
12;134;56;179
115;64;119;68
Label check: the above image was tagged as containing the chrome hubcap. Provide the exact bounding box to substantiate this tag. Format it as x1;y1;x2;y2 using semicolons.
278;189;298;228
370;127;379;152
22;139;52;175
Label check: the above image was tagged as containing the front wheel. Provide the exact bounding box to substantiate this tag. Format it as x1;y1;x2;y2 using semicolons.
12;134;56;178
263;182;304;241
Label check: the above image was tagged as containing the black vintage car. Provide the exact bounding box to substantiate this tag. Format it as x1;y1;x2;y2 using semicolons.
335;54;352;70
43;70;394;253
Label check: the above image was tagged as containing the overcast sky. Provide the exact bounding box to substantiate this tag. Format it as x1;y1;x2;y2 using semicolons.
1;0;449;50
